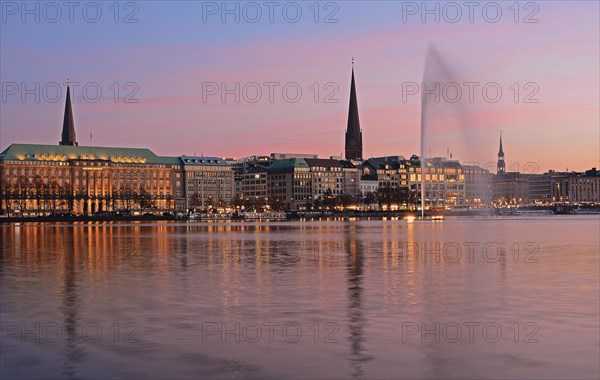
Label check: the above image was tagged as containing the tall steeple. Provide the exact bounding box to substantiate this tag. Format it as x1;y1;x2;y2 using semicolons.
345;59;363;160
497;131;505;175
59;84;78;146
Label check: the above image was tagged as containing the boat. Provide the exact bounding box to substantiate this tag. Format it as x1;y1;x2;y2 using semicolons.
513;209;553;215
242;211;286;220
575;209;600;214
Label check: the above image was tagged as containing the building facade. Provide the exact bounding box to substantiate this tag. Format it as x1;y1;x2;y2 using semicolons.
359;178;378;196
340;160;361;200
527;173;552;204
181;156;234;211
266;158;312;210
492;172;529;206
551;169;600;204
414;157;466;209
236;171;269;209
304;158;345;201
464;165;492;208
0;144;183;216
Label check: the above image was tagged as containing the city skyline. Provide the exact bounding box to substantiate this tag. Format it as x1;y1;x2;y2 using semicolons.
1;2;599;172
2;70;597;175
2;76;597;217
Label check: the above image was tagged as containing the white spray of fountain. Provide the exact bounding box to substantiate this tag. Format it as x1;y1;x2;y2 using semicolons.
420;44;473;219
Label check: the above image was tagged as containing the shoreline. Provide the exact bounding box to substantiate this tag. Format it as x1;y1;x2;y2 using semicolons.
1;209;598;224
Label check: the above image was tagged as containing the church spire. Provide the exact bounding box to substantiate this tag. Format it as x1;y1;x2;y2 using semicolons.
497;131;505;175
345;59;363;160
59;83;78;146
498;131;504;156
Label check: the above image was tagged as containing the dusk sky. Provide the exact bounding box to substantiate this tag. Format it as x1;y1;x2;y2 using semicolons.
1;1;598;172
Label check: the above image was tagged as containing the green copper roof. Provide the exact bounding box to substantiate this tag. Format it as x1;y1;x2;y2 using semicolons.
267;158;309;172
0;144;180;166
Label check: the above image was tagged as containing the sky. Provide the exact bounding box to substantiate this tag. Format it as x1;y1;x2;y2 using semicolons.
1;0;598;172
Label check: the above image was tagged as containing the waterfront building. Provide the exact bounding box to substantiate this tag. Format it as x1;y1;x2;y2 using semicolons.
223;157;244;176
362;155;465;209
234;159;269;209
527;173;553;204
492;172;529;206
225;156;271;175
0;86;184;216
363;157;403;190
0;144;183;216
181;156;234;211
551;168;600;204
492;169;600;207
304;158;345;201
266;158;312;210
411;156;465;209
359;177;378;197
340;160;361;200
463;165;493;208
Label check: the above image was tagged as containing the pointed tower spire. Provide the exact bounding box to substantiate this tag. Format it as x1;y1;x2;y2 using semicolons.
60;83;78;146
498;131;504;155
497;131;505;175
345;59;363;160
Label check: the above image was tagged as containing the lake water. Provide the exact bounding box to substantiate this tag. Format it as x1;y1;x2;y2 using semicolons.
1;216;599;379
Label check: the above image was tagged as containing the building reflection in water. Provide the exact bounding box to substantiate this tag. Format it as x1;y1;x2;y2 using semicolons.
0;222;183;379
60;227;82;380
344;223;370;379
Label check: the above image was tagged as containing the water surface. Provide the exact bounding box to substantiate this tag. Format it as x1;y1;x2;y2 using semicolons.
1;216;599;379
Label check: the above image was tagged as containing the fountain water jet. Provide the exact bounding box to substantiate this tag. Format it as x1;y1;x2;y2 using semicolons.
420;44;473;218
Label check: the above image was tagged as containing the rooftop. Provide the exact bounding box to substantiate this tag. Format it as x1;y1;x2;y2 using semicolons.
267;158;309;172
180;156;230;166
304;158;344;168
0;143;180;165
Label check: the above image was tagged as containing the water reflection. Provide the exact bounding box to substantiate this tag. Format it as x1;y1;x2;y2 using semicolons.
60;232;81;380
344;224;370;379
1;218;599;380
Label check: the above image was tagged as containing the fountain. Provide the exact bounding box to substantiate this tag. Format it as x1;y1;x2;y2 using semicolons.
420;44;473;218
